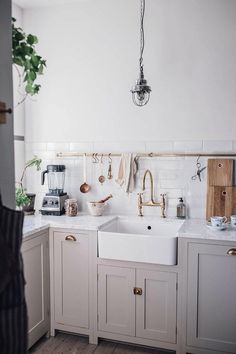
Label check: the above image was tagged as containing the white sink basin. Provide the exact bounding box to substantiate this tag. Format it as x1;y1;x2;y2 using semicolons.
98;217;184;265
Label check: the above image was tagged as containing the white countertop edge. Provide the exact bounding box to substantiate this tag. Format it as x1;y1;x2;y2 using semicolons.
23;215;236;243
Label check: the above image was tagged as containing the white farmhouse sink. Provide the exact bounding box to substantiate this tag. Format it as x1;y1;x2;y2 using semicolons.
98;217;184;265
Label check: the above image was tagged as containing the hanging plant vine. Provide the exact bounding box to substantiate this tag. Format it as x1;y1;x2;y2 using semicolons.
12;17;46;105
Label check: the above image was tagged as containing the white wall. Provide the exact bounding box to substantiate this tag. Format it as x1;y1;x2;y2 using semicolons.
23;0;236;143
22;0;236;217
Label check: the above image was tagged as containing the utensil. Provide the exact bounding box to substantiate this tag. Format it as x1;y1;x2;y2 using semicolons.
98;154;105;185
80;153;91;193
191;156;206;182
107;153;113;180
97;194;113;203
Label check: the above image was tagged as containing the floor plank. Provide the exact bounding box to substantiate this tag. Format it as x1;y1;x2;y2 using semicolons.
29;333;174;354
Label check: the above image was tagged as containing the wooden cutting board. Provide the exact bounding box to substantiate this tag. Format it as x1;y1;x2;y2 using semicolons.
206;186;236;220
207;159;234;186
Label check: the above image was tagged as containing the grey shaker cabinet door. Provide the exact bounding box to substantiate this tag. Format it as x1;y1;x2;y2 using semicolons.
187;243;236;353
98;265;135;336
54;231;89;329
22;233;50;349
136;269;177;343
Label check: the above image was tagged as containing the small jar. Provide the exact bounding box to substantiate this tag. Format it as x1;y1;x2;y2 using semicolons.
65;199;78;217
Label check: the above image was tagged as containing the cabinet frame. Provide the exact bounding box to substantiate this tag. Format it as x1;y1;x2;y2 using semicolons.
96;261;178;351
22;230;50;349
49;227;98;344
178;238;236;354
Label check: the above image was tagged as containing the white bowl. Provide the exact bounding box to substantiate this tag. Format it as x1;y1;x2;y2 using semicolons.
87;202;106;216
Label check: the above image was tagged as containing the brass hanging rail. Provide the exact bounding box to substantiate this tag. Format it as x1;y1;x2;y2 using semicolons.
56;152;236;158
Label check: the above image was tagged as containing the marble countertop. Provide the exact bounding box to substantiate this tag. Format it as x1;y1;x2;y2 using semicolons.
23;214;117;238
23;214;236;243
178;219;236;242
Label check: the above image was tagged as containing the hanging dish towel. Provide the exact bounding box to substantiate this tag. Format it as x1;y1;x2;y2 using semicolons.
116;153;138;193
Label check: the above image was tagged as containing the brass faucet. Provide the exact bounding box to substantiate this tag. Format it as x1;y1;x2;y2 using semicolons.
137;169;166;218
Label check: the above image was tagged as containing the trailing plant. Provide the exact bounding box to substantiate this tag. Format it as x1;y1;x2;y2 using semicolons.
12;17;46;103
15;156;42;208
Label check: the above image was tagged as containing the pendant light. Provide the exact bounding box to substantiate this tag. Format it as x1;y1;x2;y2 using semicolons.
131;0;151;107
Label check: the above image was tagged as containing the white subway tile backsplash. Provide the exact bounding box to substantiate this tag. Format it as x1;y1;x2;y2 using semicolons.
203;140;233;152
145;141;173;152
173;140;203;152
25;140;233;219
232;141;236;151
69;142;93;152
25;142;47;152
47;143;70;151
93;141;146;153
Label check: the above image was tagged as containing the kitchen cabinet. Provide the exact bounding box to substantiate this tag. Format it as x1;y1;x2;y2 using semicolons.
186;242;236;353
136;269;176;343
98;265;135;336
53;230;89;330
98;265;177;344
22;231;50;349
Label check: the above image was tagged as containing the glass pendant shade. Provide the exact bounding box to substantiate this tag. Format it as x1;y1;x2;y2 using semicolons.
131;67;151;106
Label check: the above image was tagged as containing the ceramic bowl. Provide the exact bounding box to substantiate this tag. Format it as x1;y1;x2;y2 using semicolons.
87;202;106;216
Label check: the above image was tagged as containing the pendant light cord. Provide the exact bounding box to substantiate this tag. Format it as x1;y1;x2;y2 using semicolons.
139;0;145;70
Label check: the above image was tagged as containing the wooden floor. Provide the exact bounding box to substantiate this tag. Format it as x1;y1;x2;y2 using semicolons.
29;333;174;354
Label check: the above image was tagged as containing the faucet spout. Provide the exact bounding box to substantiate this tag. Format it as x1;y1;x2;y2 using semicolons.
138;169;166;217
142;169;155;203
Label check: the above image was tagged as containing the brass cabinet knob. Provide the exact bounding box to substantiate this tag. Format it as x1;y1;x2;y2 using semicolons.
65;235;77;241
227;248;236;256
133;287;143;295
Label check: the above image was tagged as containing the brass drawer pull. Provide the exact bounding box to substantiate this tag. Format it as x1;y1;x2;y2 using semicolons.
227;248;236;256
133;287;142;295
65;235;77;241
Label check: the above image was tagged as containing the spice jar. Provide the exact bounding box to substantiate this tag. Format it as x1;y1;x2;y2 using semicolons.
65;199;78;217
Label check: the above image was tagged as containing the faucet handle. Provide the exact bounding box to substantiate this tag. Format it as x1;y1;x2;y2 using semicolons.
137;192;143;217
160;194;166;218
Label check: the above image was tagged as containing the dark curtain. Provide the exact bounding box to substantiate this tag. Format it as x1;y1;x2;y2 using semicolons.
0;195;28;353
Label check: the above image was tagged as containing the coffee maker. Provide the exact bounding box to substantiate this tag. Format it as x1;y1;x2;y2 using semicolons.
40;165;68;215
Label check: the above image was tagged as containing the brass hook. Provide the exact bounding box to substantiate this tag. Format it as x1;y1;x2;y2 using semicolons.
94;153;99;163
100;154;104;164
92;153;96;163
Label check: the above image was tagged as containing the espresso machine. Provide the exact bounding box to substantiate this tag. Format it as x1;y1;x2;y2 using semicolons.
40;165;68;215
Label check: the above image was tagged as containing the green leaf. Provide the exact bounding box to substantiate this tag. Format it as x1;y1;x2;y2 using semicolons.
15;31;24;41
13;57;22;66
12;17;46;98
25;83;34;94
31;55;39;66
27;34;35;45
29;70;36;81
38;64;44;74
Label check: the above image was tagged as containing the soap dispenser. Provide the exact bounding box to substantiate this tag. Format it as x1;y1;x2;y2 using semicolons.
176;197;186;219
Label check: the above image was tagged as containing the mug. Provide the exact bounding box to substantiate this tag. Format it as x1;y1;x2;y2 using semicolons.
211;216;227;227
230;215;236;227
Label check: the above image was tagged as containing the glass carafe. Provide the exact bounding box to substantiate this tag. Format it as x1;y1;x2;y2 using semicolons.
41;165;66;195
